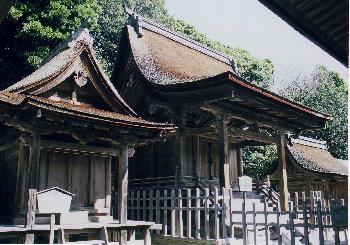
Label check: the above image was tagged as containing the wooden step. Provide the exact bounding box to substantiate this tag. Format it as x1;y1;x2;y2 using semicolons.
66;240;105;244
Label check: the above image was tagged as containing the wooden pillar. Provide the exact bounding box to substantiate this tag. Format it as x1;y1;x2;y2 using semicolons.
192;135;200;177
218;118;230;189
27;131;41;190
277;134;289;211
118;144;129;224
25;131;41;244
237;148;243;177
174;132;184;181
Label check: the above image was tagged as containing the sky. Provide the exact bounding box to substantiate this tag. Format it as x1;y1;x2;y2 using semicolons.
164;0;348;89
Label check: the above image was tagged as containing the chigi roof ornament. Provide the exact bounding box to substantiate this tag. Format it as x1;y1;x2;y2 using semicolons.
124;4;144;37
68;17;94;47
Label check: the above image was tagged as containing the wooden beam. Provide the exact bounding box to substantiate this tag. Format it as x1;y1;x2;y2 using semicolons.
229;128;276;145
218;118;230;188
277;134;289;211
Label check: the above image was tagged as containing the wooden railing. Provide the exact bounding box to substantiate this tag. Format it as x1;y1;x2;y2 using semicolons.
121;188;348;245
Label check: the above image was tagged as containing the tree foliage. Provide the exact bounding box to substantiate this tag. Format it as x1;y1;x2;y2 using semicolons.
279;65;348;159
0;0;101;89
0;0;274;91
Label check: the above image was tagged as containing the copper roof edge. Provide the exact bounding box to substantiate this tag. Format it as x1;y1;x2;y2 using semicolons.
227;73;333;121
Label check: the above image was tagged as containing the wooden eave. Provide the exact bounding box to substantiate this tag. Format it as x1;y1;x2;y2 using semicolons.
0;94;174;144
129;62;331;131
258;0;348;66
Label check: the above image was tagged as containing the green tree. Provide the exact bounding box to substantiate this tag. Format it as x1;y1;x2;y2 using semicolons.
280;65;348;159
0;0;101;89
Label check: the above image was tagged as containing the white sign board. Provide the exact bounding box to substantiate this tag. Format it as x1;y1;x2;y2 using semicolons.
36;187;74;214
238;176;252;192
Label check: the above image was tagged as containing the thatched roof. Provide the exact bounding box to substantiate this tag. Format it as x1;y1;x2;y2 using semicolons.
287;136;348;176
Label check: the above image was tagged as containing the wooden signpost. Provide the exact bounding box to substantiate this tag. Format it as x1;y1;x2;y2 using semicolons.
239;176;252;245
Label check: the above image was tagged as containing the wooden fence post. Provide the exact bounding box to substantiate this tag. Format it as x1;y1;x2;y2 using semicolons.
142;191;146;221
331;200;340;245
136;191;140;221
205;188;210;240
214;188;219;240
276;201;282;245
263;199;269;245
186;189;192;238
242;192;247;245
302;200;310;245
229;188;234;238
195;188;201;239
149;190;153;222
177;189;183;237
163;190;168;236
317;200;324;245
253;203;257;245
288;201;295;245
171;190;176;237
294;192;299;218
222;187;227;239
156;190;160;235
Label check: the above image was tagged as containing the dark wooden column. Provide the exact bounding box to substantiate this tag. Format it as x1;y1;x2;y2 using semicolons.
25;131;41;244
27;131;41;189
192;135;200;177
237;148;243;177
118;144;129;224
277;134;289;211
218;118;230;188
174;132;184;188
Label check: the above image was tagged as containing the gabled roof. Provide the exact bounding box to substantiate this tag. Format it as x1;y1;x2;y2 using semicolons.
5;27;137;117
287;136;348;176
112;11;332;132
0;25;174;135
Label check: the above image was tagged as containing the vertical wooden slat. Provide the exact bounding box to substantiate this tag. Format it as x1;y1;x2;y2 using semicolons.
294;192;299;219
171;190;176;237
156;190;160;235
222;187;227;239
49;213;55;244
163;190;168;236
242;192;247;245
264;199;269;245
303;200;309;245
331;200;340;245
136;191;140;220
177;189;183;237
130;191;135;220
143;191;146;221
229;188;234;238
276;202;282;245
205;188;210;240
186;189;191;238
195;188;200;239
288;201;295;245
252;203;257;245
317;200;324;245
149;190;153;222
214;187;219;240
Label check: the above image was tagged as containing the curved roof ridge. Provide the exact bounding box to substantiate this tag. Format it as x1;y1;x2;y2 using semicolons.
127;9;235;67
